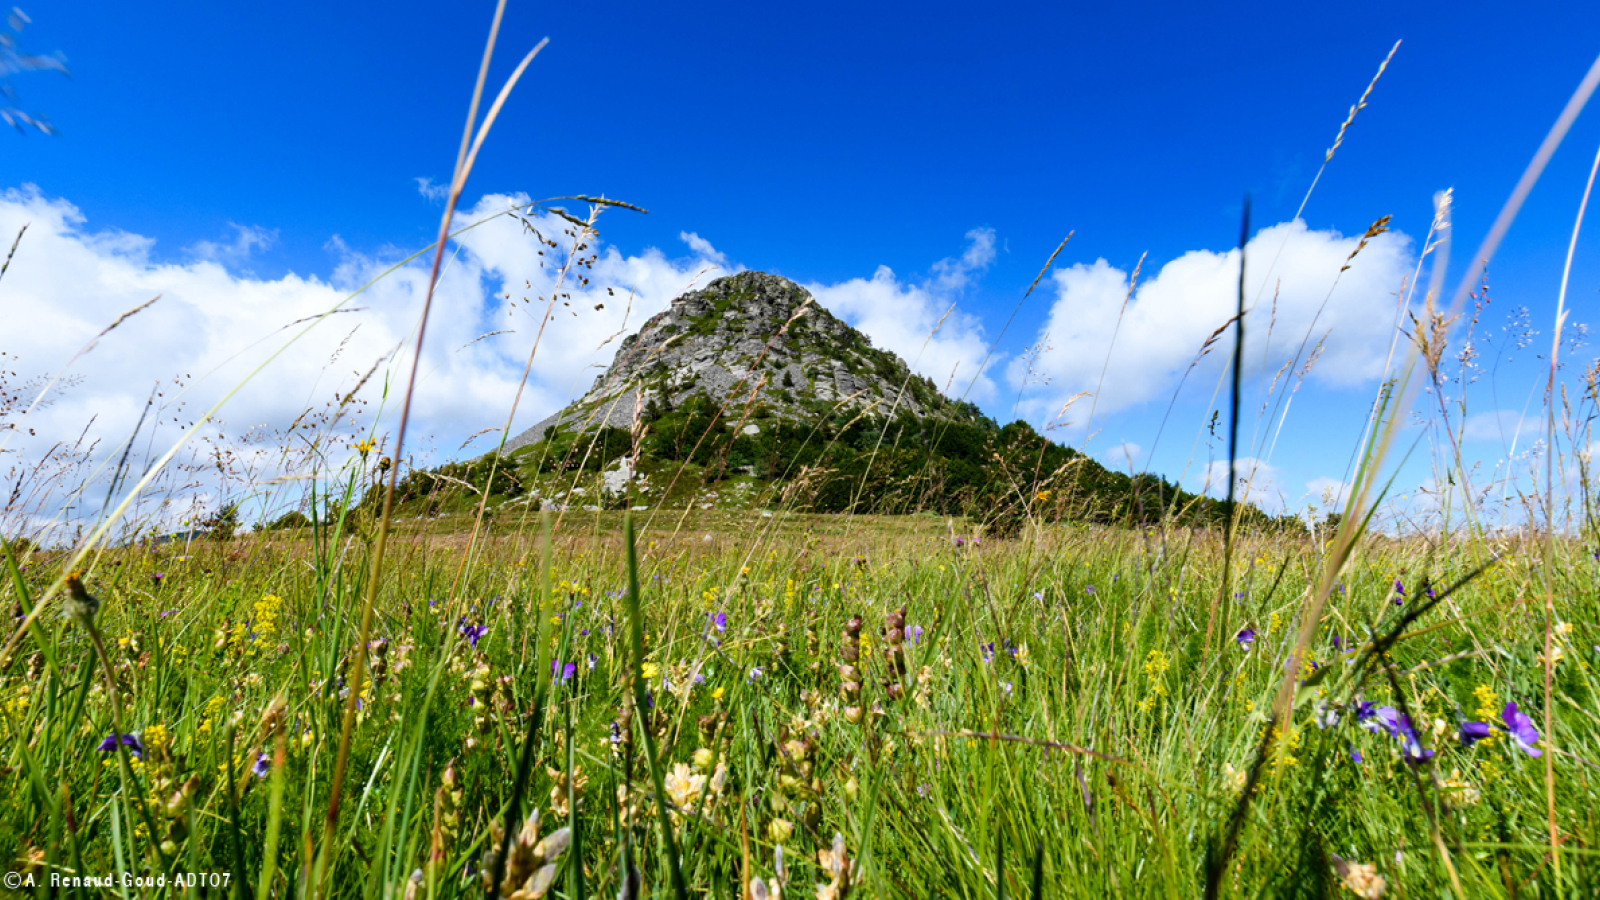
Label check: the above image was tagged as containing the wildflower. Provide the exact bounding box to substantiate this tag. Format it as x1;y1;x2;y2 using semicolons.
1312;701;1339;730
1459;721;1491;747
62;572;100;625
550;660;577;684
814;833;854;900
252;753;271;778
459;622;489;649
1441;769;1480;808
663;762;705;812
907;625;924;645
747;666;765;683
1220;763;1247;794
1332;856;1386;899
1392;579;1405;605
1502;702;1542;756
1014;643;1032;668
767;818;795;844
981;642;996;663
641;662;660;681
1365;704;1398;735
712;686;725;701
1235;628;1257;651
708;611;727;633
1085;585;1096;595
353;437;376;455
96;732;145;760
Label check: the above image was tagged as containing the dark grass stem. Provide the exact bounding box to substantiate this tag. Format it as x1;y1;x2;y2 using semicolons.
1209;196;1249;654
622;513;691;900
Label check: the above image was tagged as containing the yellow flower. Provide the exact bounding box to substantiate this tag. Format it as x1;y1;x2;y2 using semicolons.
1035;490;1052;502
353;437;376;455
711;686;725;701
641;662;660;681
143;724;170;753
663;762;704;811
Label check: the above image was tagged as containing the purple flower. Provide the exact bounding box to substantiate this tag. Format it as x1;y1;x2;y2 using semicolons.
551;659;577;683
907;625;924;645
747;666;765;683
1350;748;1363;763
151;572;165;583
458;622;489;649
981;642;996;663
1355;700;1377;723
1235;628;1256;651
1502;702;1542;757
1368;705;1402;736
587;653;599;670
96;732;144;760
1085;585;1096;595
1459;721;1492;747
708;611;727;633
1401;735;1433;765
252;753;271;778
1393;579;1405;605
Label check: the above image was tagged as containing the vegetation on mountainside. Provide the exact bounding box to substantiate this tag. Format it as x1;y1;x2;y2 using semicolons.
358;393;1300;539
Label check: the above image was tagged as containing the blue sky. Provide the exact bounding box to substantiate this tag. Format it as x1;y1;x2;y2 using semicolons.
5;0;1600;531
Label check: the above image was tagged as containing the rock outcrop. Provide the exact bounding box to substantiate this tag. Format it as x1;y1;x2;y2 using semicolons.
503;272;982;453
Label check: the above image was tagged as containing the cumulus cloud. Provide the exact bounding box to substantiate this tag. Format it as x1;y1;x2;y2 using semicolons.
0;184;1017;540
1303;476;1352;511
679;231;732;271
1197;456;1284;511
0;186;730;535
190;222;277;264
414;177;449;202
1102;441;1142;470
1461;408;1541;444
805;228;1002;403
1013;219;1415;422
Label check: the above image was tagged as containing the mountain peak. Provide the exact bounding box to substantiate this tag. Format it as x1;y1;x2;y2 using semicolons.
503;271;982;453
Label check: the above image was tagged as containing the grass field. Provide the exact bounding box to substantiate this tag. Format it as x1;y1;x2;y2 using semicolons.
2;503;1597;897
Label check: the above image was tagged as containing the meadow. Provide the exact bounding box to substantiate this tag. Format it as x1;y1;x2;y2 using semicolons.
5;8;1600;898
2;500;1597;898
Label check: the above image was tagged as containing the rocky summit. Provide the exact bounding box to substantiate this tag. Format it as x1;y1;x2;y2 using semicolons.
503;271;985;453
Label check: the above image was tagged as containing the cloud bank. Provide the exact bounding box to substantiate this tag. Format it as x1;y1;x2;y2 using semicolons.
1013;219;1416;424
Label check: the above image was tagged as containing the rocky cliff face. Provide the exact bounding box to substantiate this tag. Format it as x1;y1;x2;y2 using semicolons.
503;271;982;452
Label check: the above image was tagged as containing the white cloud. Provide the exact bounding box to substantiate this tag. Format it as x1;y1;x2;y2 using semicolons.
1303;476;1352;511
0;186;730;535
805;228;1003;403
415;177;449;202
190;222;277;264
1014;219;1415;421
1197;456;1284;511
678;231;732;270
1102;441;1142;469
1461;408;1541;444
0;185;1018;540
